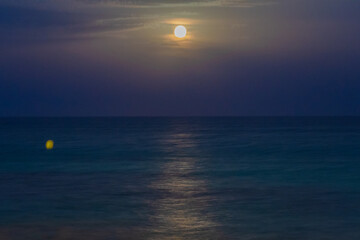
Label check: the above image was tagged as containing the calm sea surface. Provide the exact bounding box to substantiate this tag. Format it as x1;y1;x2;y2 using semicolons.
0;117;360;239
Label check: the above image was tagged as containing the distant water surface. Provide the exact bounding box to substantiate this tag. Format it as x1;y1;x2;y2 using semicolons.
0;117;360;239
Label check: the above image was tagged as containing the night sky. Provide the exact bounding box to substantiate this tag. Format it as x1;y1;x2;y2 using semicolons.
1;0;359;116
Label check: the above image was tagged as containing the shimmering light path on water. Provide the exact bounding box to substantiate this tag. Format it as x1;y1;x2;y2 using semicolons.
1;117;360;239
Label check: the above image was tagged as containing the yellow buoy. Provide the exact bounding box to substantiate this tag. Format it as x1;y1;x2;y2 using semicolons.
46;140;54;150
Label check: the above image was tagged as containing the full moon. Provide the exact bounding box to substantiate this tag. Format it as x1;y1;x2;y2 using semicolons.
174;25;187;38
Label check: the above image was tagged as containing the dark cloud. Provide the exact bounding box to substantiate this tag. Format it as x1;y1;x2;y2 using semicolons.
0;6;83;28
0;5;151;44
0;0;270;8
0;0;270;43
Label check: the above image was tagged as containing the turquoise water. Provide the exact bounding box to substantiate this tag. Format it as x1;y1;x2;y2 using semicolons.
1;117;360;239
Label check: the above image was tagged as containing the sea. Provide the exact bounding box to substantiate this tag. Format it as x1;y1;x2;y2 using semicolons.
0;117;359;239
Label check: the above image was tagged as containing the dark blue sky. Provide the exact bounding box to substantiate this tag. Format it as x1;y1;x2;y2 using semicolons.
1;0;359;116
